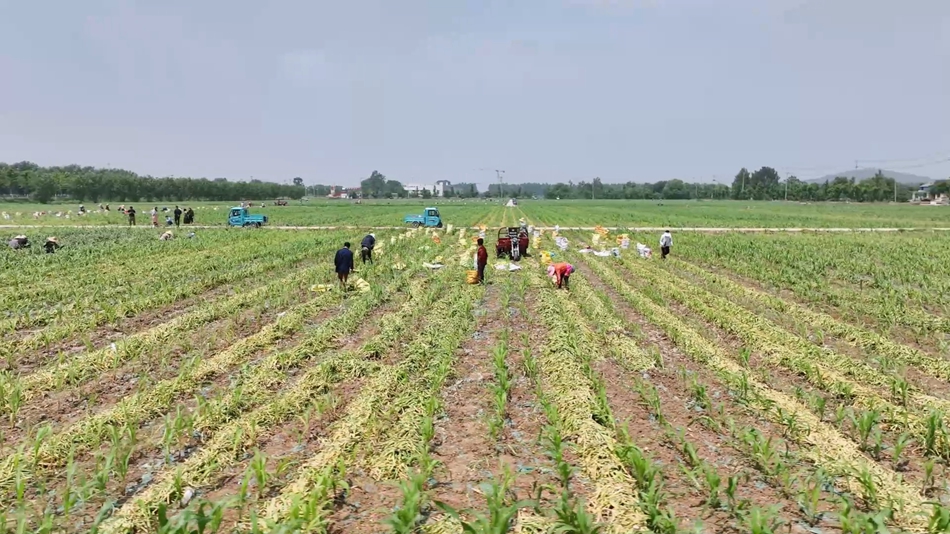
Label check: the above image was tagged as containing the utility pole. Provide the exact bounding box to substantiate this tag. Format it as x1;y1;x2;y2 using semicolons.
592;178;595;200
894;179;898;203
495;170;505;199
785;173;790;201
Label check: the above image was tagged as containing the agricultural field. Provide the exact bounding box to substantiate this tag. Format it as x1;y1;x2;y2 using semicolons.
2;203;950;533
3;199;950;229
0;201;494;229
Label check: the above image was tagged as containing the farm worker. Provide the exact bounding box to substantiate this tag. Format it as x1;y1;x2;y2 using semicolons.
159;231;174;241
150;207;159;227
548;262;574;289
334;242;355;291
475;238;488;284
127;206;136;226
8;235;29;250
659;230;673;260
360;233;376;264
43;237;61;254
185;208;194;225
173;206;182;227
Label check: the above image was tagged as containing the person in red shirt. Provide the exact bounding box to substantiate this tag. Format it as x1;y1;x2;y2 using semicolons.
547;262;574;289
476;238;488;284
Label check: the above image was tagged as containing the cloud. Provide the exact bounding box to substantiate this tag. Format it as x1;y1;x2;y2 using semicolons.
278;49;330;85
564;0;662;9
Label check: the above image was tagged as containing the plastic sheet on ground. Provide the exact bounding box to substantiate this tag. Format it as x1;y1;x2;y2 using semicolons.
494;262;522;271
422;262;445;269
555;236;569;251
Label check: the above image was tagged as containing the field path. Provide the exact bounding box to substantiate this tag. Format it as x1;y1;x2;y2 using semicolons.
5;224;950;232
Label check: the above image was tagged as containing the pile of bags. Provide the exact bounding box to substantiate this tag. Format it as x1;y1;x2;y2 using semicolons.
466;270;479;284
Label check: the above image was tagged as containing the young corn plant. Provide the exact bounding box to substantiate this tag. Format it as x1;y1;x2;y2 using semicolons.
797;471;825;526
551;490;603;534
436;469;535;534
702;464;722;510
383;471;428;534
741;505;783;534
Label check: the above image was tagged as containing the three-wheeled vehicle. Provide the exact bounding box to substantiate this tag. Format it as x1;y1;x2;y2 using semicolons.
496;227;530;261
227;207;268;227
404;207;443;228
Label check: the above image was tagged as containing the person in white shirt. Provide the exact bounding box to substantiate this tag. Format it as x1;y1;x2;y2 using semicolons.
659;231;672;259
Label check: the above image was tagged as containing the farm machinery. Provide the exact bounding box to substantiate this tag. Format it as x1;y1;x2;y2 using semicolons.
496;227;530;261
404;207;443;228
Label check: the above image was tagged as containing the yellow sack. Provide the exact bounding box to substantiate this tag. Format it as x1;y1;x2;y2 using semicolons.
309;284;335;292
466;270;479;284
540;252;552;266
592;234;601;245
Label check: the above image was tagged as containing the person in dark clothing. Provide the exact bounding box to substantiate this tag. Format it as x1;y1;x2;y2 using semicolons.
476;238;488;284
184;208;195;225
173;206;182;228
43;237;61;254
8;235;29;250
360;233;376;264
127;206;136;226
334;242;355;291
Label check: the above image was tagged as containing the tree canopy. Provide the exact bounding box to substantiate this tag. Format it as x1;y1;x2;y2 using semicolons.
0;162;306;203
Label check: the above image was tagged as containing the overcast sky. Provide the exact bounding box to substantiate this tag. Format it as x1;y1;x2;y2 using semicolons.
1;0;948;188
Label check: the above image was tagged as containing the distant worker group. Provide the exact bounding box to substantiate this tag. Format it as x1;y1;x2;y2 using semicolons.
8;235;62;253
117;205;194;227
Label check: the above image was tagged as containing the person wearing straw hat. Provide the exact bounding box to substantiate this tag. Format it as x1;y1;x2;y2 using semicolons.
43;237;61;254
159;230;174;241
8;235;29;250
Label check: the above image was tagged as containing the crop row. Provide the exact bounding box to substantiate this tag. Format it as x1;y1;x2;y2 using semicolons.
0;231;451;497
577;255;933;531
253;278;481;531
102;266;457;533
622;257;950;457
667;258;950;382
667;232;950;338
0;242;317;358
0;262;329;418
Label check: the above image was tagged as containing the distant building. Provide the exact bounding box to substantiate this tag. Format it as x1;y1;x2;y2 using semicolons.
912;183;949;205
327;186;355;199
405;180;452;197
434;180;452;197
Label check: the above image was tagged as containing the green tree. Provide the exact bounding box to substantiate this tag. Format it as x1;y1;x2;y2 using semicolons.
32;173;57;203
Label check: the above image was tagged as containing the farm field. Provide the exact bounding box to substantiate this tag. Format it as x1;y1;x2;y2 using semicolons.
2;203;950;533
3;199;950;229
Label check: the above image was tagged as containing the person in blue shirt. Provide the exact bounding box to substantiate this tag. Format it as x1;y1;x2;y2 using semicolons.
334;242;355;291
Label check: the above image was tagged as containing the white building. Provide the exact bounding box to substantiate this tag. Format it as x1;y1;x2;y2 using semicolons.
405;180;452;197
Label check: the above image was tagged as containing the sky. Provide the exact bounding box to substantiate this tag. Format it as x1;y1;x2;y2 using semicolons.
1;0;948;190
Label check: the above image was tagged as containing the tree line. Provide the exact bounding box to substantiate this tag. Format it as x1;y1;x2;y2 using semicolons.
0;162;306;203
3;162;942;204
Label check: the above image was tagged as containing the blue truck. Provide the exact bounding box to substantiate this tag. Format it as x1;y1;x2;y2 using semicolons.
403;207;443;228
227;206;268;227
